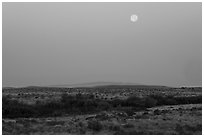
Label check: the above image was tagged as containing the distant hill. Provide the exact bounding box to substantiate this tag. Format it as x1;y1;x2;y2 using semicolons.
49;82;140;88
2;87;16;90
3;82;172;89
92;85;169;89
48;82;169;89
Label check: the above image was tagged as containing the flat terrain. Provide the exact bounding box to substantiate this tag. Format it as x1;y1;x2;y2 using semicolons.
2;86;201;104
2;86;202;135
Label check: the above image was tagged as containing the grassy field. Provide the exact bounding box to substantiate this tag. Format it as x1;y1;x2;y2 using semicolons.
2;86;202;135
3;104;201;135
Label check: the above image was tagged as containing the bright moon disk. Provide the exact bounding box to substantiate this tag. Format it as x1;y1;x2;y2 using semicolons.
130;14;138;22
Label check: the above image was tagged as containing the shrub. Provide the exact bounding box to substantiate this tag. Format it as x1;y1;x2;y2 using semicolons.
112;99;123;107
124;96;145;108
123;123;134;128
174;96;202;104
97;100;111;110
164;98;177;105
144;97;157;108
3;92;202;119
87;120;103;131
108;124;121;131
153;109;161;115
119;107;135;116
149;95;166;106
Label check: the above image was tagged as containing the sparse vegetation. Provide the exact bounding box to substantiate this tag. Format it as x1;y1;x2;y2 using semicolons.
2;87;202;135
3;93;202;119
87;120;103;131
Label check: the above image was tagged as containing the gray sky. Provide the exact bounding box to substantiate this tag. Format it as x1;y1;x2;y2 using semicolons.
3;2;202;87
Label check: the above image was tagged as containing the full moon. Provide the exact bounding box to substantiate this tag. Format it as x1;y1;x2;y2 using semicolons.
130;14;138;22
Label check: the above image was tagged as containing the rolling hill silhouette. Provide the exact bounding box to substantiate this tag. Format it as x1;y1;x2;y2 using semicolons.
49;82;169;88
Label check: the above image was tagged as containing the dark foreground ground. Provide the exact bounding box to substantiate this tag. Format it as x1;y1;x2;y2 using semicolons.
2;86;202;135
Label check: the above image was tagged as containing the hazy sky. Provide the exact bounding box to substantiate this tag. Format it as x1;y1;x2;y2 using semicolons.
3;2;202;87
